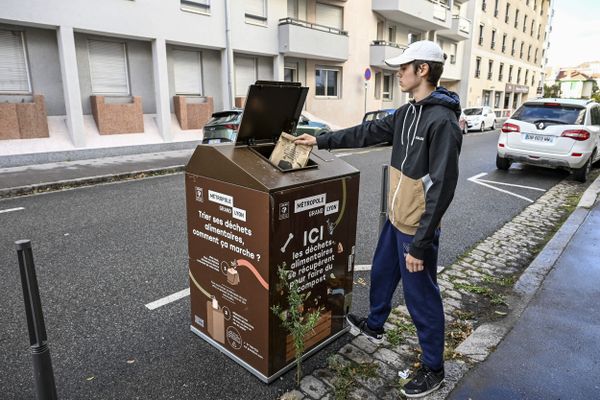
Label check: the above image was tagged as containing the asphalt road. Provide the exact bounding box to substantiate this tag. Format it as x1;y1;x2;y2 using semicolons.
0;129;570;400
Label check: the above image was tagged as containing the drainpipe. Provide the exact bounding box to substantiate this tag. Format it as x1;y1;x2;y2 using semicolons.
224;0;235;109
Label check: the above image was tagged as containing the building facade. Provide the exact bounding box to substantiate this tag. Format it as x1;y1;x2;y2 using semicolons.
460;0;553;113
0;0;472;160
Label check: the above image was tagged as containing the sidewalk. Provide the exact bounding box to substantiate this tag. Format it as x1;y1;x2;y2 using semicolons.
0;149;194;198
448;199;600;399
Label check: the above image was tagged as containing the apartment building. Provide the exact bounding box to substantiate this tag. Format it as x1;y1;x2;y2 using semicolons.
461;0;553;113
0;0;471;161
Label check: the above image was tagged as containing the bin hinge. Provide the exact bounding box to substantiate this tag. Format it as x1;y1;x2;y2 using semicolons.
248;138;256;146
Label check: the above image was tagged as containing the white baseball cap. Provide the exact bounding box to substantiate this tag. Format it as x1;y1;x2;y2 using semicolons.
384;40;445;67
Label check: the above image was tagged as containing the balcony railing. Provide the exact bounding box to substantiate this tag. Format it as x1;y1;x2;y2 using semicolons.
278;17;348;36
371;40;405;49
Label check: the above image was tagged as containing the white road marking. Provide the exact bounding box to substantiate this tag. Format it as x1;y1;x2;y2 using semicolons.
145;288;190;310
474;178;546;192
468;172;537;203
0;207;25;214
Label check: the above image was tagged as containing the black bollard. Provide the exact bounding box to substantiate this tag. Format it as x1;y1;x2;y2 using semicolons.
379;164;389;234
16;240;58;400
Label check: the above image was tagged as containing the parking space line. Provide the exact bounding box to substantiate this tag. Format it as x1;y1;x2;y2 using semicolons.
468;173;536;203
145;288;190;310
475;178;546;192
0;207;25;214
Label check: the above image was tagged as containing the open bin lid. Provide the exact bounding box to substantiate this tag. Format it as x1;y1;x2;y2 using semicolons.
236;81;308;145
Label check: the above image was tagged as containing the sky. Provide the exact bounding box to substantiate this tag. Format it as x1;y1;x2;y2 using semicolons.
546;0;600;68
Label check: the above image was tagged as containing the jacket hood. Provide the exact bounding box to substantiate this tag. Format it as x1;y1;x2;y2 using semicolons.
414;86;461;118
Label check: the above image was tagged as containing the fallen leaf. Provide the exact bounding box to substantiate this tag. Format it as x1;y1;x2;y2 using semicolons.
86;376;95;381
127;359;136;364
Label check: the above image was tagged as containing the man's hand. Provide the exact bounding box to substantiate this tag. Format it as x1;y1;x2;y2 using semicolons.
405;253;424;273
294;134;317;146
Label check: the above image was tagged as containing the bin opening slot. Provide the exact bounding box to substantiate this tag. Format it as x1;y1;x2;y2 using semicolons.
249;143;318;173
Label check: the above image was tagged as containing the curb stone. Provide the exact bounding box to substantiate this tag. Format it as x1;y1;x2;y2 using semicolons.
280;173;600;400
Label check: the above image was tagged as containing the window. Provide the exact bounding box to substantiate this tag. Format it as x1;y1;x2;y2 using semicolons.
517;67;521;84
408;32;421;44
488;60;494;80
531;20;535;35
475;57;481;78
245;0;267;23
505;3;510;23
316;3;343;30
491;29;496;49
284;63;298;82
514;9;519;28
315;66;340;98
479;24;484;46
531;73;535;87
534;0;537;10
450;43;457;64
591;107;600;125
494;92;502;108
0;30;31;93
173;50;203;95
287;0;307;19
537;24;542;39
483;90;491;106
499;63;504;81
524;70;529;85
388;26;396;43
502;33;507;53
523;15;527;32
511;104;586;125
374;72;382;99
494;0;500;17
508;65;513;82
482;0;487;11
383;74;393;100
528;45;532;61
511;38;516;56
88;39;129;95
234;56;257;96
181;0;210;13
534;48;538;64
520;41;524;58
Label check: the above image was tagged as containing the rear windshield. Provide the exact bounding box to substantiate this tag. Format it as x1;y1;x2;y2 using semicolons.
463;108;482;115
511;104;586;125
207;113;241;126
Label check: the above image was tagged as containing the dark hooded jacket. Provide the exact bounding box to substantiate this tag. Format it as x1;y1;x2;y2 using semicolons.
316;87;463;259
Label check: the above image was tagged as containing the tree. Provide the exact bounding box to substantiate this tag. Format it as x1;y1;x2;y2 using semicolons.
544;83;561;98
591;81;600;103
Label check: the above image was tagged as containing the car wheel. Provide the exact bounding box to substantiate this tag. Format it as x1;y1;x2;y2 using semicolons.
480;122;485;132
491;120;496;130
573;152;594;182
496;154;511;170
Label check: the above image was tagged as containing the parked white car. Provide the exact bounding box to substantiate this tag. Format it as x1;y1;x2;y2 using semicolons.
496;98;600;182
464;106;496;132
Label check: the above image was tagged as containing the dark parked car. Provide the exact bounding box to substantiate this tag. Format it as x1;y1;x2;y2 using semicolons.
292;114;331;137
362;109;395;123
201;109;242;144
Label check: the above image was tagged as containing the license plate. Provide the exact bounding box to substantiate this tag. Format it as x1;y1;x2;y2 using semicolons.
208;139;221;144
524;133;554;143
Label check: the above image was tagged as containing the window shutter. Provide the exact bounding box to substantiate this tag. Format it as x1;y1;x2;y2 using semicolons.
316;3;343;29
235;56;257;96
246;0;266;17
173;50;203;95
88;40;130;95
0;30;31;93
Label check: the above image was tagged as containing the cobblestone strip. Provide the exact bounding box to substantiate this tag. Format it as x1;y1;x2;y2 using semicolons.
280;178;586;400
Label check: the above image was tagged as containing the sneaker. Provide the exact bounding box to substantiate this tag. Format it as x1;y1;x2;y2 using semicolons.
401;365;445;398
345;314;384;345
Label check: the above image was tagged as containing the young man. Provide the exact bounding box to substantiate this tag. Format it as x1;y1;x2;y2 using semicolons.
294;41;462;398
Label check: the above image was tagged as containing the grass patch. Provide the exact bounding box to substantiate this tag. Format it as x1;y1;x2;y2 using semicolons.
328;356;379;400
386;313;417;347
